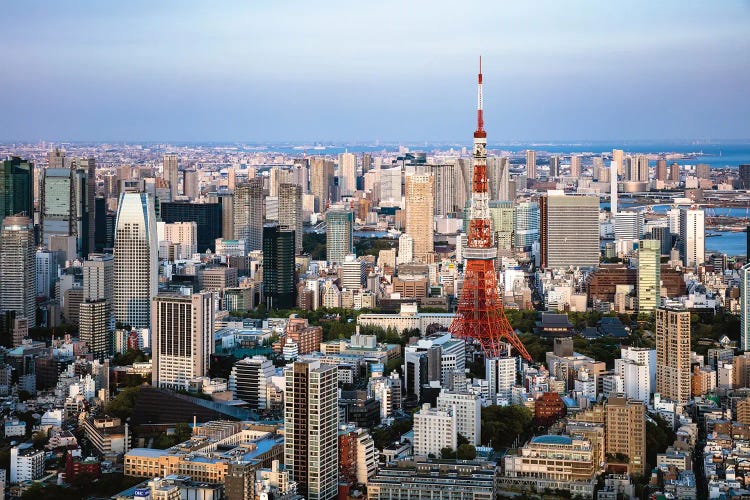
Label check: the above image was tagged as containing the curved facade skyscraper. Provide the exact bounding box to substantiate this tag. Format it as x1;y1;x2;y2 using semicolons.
114;192;158;329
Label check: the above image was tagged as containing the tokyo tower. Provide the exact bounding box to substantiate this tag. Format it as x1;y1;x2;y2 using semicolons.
449;57;532;362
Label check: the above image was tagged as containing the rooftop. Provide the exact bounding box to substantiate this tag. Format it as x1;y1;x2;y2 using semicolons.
530;435;573;446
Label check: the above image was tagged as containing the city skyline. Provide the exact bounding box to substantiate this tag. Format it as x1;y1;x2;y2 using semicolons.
2;1;749;142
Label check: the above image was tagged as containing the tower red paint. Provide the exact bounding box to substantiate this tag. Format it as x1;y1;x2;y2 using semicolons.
449;58;532;361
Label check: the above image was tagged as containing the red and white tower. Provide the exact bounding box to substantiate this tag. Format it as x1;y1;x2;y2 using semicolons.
449;58;531;361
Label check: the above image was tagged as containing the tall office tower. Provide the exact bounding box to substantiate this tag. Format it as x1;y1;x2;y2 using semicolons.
262;223;296;310
741;263;750;351
450;60;531;361
489;201;514;251
217;192;235;240
183;169;199;199
1;157;34;220
404;173;434;262
310;158;335;212
487;156;511;201
548;156;560;177
78;157;97;256
612;149;624;176
679;208;705;267
485;356;516;404
605;397;646;476
114;193;158;329
152;291;214;390
160;201;221;253
36;249;62;299
163;154;179;200
610;161;619;215
614;210;644;240
541;192;599;269
432;164;457;216
79;299;110;358
48;148;66;169
649;226;672;256
669;163;680;183
513;201;539;250
159;221;198;259
525;150;536;180
637;239;661;313
278;183;303;255
379;167;403;208
83;253;115;330
655;158;668;182
362;153;373;173
284;360;338;500
455;158;472;212
40;162;94;257
228;355;275;410
292;158;310;192
326;209;353;264
234;179;265;252
338;153;357;197
570;155;581;178
656;307;691;403
0;216;36;327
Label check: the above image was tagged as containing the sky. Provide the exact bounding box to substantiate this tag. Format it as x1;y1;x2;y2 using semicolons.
1;1;749;143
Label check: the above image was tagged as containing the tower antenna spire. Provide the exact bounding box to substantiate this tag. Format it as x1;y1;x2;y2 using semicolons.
476;55;484;135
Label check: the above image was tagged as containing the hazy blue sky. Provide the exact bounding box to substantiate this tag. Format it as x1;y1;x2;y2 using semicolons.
2;1;749;142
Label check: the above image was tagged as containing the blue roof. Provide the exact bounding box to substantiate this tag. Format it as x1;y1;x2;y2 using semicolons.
531;435;572;445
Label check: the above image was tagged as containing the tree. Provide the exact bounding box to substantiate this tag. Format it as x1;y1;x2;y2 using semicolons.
440;447;456;459
105;386;141;420
32;430;49;449
456;444;476;460
481;405;533;449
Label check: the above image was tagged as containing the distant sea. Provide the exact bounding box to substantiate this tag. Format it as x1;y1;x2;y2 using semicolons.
226;141;750;168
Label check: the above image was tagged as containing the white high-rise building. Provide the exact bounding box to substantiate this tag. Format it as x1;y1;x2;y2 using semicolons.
0;216;36;327
380;167;402;207
151;291;214;390
436;391;481;446
114;193;158;329
338;152;357;197
610;161;619;215
614;210;644;240
679;208;705;267
285;360;338;500
412;404;457;457
486;356;516;404
341;254;365;291
397;233;413;265
741;263;750;351
615;346;656;402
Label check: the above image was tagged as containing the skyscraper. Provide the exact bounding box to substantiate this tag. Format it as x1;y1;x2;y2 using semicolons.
234;179;265;252
152;291;214;390
338;152;357;197
79;299;111;358
548;156;560;177
431;164;458;216
637;239;661;313
614;210;644;240
228;355;275;411
526;150;536;180
163;154;179;200
513;201;539;250
160;201;222;253
610;160;619;215
83;253;115;332
310;158;335;212
114;192;158;329
0;157;34;221
612;149;624;177
278;183;303;255
569;155;581;178
183;169;199;199
741;262;750;351
541;192;599;269
262;223;296;310
0;216;36;328
40;160;95;258
679;208;705;267
284;360;338;500
404;173;434;262
326;209;353;264
488;156;510;201
656;307;691;403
